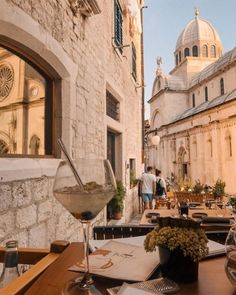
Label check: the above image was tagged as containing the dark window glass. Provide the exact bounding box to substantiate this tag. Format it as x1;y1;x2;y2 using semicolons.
106;90;119;121
131;42;137;81
179;51;182;63
0;46;52;156
175;54;178;65
184;48;190;57
192;45;198;57
192;93;195;107
205;86;208;101
220;78;224;95
114;0;123;52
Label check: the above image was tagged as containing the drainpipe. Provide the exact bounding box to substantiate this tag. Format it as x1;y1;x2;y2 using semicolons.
140;5;145;164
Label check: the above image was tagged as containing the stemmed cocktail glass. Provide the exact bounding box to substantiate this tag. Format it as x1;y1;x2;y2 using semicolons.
53;141;116;294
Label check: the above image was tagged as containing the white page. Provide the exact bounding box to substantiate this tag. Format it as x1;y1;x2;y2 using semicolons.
70;240;159;281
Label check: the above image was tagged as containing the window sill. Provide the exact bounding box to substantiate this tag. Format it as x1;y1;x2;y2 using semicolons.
0;158;61;182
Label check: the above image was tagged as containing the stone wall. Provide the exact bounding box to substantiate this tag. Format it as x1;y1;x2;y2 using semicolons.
0;0;143;248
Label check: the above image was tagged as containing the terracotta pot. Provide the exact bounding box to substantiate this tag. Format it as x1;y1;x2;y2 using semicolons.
159;247;198;283
113;212;123;220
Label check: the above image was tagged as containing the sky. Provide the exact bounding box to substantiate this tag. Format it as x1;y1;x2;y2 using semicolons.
143;0;236;118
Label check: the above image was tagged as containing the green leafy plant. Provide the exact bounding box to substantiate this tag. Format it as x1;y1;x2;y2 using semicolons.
108;180;126;214
192;179;205;194
130;169;139;188
144;225;208;262
212;179;225;199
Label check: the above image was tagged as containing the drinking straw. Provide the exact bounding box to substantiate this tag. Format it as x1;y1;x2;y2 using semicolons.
57;138;84;190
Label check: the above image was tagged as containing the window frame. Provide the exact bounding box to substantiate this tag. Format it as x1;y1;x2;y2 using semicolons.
114;0;123;52
0;38;61;158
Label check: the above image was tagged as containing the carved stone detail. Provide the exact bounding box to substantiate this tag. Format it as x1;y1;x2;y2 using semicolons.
0;63;14;101
69;0;101;17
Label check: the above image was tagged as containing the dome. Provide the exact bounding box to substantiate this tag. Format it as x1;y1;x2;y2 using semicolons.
176;14;222;50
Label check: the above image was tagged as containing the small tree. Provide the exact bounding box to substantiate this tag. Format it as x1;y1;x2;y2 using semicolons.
192;179;205;194
212;179;225;199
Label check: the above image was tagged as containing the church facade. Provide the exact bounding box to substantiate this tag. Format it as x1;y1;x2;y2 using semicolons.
148;10;236;194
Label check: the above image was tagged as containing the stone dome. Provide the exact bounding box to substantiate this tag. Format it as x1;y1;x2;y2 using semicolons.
176;14;222;50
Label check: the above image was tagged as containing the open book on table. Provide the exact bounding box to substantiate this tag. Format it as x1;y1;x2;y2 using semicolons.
89;235;225;258
69;240;160;281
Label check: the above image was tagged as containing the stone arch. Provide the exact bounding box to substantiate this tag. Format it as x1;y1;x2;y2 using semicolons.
0;1;78;153
177;146;189;179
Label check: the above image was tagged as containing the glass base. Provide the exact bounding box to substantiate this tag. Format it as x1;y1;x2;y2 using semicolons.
62;274;102;295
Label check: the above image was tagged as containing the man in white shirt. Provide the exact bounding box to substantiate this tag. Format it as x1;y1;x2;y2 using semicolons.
140;166;156;209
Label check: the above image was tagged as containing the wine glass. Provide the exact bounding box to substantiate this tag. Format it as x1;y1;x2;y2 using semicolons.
53;158;116;294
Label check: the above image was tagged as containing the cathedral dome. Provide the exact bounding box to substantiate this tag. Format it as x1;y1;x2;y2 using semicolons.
173;9;223;69
176;10;222;50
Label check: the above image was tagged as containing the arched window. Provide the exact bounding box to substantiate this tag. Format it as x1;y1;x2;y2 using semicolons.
175;54;178;65
210;45;216;58
192;93;195;107
192;46;198;57
220;78;224;95
0;43;54;156
205;86;208;101
179;51;182;63
184;48;190;57
202;45;208;57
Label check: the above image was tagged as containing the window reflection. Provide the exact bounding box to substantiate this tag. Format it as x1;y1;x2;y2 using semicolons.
0;46;51;156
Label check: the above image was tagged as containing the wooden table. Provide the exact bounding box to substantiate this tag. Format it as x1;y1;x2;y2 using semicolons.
25;242;236;295
140;208;233;226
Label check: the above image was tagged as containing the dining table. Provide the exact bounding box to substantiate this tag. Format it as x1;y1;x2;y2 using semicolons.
24;242;236;295
139;207;234;226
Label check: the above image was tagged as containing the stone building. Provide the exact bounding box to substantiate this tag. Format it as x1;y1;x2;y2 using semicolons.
0;0;144;247
148;9;236;194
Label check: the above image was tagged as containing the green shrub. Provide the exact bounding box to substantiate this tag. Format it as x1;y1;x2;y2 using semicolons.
212;179;225;198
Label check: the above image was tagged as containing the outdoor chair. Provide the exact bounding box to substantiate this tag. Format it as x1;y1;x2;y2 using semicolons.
93;225;154;240
0;240;69;295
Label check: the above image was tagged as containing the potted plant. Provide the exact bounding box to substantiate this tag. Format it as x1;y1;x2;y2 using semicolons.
212;179;225;200
192;179;205;194
144;217;208;283
108;180;126;220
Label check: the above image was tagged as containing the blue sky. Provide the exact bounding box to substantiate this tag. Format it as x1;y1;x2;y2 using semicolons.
143;0;236;117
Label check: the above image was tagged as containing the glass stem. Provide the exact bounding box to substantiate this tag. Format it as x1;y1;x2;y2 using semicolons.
82;221;90;275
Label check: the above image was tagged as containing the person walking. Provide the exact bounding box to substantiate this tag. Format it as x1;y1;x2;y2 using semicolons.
140;166;156;210
155;169;167;205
